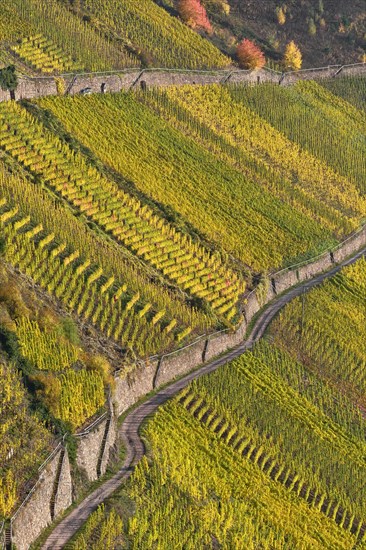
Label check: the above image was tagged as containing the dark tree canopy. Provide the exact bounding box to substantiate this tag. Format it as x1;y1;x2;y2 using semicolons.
0;65;18;99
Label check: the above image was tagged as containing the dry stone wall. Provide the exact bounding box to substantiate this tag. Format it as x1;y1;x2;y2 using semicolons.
99;415;117;476
154;339;207;387
243;292;260;322
53;450;72;518
333;231;366;263
113;360;158;417
11;447;71;550
75;419;106;481
205;321;247;362
67;71;138;95
272;270;299;294
297;255;333;281
2;63;364;103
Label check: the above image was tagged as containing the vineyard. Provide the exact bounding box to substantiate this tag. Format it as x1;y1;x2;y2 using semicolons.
0;72;364;545
0;357;52;519
0;95;244;340
1;0;137;73
81;0;230;69
321;76;366;114
11;35;81;75
1;0;365;77
0;0;228;75
89;255;366;548
228;80;366;191
0;178;191;356
123;401;361;548
270;256;366;409
39;83;365;270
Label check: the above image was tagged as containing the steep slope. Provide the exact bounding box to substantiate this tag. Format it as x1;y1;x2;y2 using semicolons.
69;254;366;549
200;0;366;67
39;81;366;270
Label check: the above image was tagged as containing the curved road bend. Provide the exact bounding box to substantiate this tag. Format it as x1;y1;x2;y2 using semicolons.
42;245;366;550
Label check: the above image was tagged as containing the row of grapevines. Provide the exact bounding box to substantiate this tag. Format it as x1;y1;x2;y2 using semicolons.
16;316;79;371
192;351;366;520
7;0;137;71
11;34;80;74
39;91;339;271
321;76;366;113
83;0;229;69
270;257;366;404
0;359;52;518
125;401;357;548
0;3;31;40
0;100;242;323
229;80;366;191
68;504;123;550
0;196;181;356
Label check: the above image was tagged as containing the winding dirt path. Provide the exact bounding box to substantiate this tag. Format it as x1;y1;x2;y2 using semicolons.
42;245;366;549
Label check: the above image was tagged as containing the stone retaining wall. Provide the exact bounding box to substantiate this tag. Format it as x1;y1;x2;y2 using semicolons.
99;414;118;476
272;270;299;294
205;321;247;362
2;64;364;103
243;292;260;323
333;231;366;263
297;255;333;281
113;360;158;417
11;448;71;550
53;450;72;518
155;339;207;387
75;413;118;482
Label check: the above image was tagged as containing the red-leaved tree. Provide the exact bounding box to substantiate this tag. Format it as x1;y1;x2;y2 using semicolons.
236;39;265;70
178;0;213;34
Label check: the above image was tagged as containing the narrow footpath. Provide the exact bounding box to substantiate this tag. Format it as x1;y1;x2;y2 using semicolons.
42;244;366;549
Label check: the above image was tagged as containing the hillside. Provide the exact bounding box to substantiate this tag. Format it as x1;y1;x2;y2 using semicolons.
0;0;229;75
202;0;366;67
0;0;364;76
0;6;364;536
0;75;364;536
70;254;366;549
0;257;114;521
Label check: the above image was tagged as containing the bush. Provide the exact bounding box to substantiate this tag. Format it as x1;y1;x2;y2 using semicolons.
236;39;265;70
55;77;66;96
276;6;286;25
59;316;80;345
283;41;302;71
178;0;213;34
0;237;5;256
308;18;317;36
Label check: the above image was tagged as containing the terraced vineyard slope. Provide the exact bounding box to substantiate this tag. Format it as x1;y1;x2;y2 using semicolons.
321;76;366;114
0;253;119;524
0;0;229;75
39;81;366;271
0;355;52;519
82;254;366;549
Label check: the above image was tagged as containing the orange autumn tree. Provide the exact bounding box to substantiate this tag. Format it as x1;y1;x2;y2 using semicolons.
178;0;213;34
236;39;266;70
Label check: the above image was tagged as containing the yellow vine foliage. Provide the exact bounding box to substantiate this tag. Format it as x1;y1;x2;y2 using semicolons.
0;359;52;519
